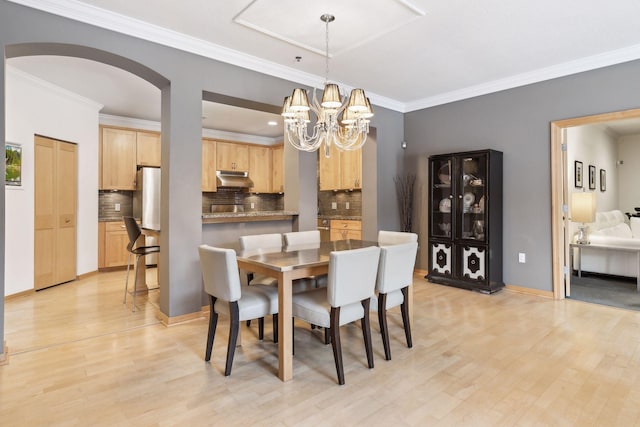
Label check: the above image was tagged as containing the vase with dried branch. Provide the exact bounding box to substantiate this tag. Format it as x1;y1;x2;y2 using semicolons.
394;174;415;232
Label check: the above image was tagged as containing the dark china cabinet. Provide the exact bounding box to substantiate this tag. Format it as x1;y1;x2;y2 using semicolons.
426;149;503;293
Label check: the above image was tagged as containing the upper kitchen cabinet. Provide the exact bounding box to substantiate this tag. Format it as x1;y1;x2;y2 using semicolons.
136;131;161;167
341;147;362;190
271;145;284;193
318;144;341;191
318;144;362;191
248;145;271;193
201;138;217;192
100;126;137;190
216;141;249;172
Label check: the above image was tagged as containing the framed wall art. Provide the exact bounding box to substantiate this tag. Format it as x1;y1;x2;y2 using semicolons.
600;168;606;192
574;161;583;188
589;165;596;190
5;143;22;187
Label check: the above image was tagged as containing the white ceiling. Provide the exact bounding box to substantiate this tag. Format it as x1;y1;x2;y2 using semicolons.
7;0;640;136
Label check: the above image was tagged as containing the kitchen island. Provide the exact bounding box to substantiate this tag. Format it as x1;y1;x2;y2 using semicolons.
202;211;299;258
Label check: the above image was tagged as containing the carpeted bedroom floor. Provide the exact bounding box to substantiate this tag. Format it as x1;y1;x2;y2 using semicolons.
569;273;640;311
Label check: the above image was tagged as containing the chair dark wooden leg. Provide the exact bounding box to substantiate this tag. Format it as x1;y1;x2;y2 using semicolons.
258;317;264;340
330;307;345;385
225;301;240;376
273;314;278;343
246;320;251;327
205;296;218;362
378;293;391;360
361;299;374;369
400;286;413;348
324;327;330;345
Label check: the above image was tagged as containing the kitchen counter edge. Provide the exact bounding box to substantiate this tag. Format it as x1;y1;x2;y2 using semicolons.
202;211;299;224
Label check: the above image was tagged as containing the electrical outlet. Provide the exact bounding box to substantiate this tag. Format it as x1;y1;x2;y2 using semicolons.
518;253;526;263
250;202;255;209
331;202;337;209
115;203;121;212
346;202;350;210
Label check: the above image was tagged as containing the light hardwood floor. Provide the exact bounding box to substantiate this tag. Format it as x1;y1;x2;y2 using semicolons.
3;270;640;426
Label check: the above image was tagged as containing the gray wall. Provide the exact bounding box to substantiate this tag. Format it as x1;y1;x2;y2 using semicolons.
0;1;404;355
404;60;640;291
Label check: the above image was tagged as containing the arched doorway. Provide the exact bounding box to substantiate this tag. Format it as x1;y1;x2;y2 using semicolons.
2;42;170;358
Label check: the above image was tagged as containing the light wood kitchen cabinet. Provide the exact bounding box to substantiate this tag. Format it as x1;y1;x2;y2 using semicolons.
249;145;271;193
318;144;341;191
329;219;362;241
271;145;284;193
216;141;249;171
318;145;362;191
136;131;161;167
340;147;362;189
99;220;132;269
100;127;137;190
201;138;217;191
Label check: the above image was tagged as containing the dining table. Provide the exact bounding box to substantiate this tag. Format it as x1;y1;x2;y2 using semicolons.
222;239;387;382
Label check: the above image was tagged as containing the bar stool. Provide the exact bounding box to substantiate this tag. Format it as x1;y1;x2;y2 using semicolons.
123;216;160;312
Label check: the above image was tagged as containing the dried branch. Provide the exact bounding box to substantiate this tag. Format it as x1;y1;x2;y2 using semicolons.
394;174;416;232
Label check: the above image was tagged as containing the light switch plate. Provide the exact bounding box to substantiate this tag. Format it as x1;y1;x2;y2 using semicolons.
346;202;350;210
518;253;526;263
115;203;121;212
331;202;337;209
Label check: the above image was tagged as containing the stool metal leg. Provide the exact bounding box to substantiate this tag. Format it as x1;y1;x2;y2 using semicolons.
132;254;140;312
124;252;132;304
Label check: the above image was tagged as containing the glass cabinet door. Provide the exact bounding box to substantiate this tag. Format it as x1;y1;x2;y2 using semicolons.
430;157;452;238
458;154;487;241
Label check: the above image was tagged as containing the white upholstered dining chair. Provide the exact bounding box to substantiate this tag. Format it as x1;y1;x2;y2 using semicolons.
283;230;327;290
374;241;418;360
198;244;279;376
291;245;381;385
238;233;283;287
377;230;418;246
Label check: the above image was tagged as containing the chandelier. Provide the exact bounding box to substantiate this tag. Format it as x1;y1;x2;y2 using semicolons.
281;14;374;158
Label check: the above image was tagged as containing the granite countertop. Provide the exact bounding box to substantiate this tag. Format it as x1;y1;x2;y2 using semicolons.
317;214;362;221
202;210;299;224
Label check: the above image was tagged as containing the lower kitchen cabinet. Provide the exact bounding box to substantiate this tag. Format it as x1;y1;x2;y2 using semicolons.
99;220;132;269
329;219;361;241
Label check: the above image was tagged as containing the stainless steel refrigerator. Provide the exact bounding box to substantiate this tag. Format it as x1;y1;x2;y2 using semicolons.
133;167;160;264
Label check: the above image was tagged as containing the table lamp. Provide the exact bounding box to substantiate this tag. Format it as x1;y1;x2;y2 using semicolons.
571;192;596;244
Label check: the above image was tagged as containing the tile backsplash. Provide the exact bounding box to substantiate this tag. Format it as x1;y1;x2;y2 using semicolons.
99;191;133;220
202;190;284;213
318;190;361;217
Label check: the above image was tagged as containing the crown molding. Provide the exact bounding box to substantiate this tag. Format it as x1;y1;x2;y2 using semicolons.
405;43;640;112
10;0;640;115
8;0;403;113
7;65;103;111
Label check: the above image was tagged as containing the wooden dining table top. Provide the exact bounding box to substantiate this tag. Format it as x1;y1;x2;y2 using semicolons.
225;239;380;272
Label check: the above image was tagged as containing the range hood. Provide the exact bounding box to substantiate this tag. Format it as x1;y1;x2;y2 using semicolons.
216;170;254;189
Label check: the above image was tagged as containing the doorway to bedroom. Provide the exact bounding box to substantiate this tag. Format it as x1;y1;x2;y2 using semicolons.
551;108;640;311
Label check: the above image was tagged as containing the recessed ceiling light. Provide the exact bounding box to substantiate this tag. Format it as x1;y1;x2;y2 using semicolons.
268;121;278;126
